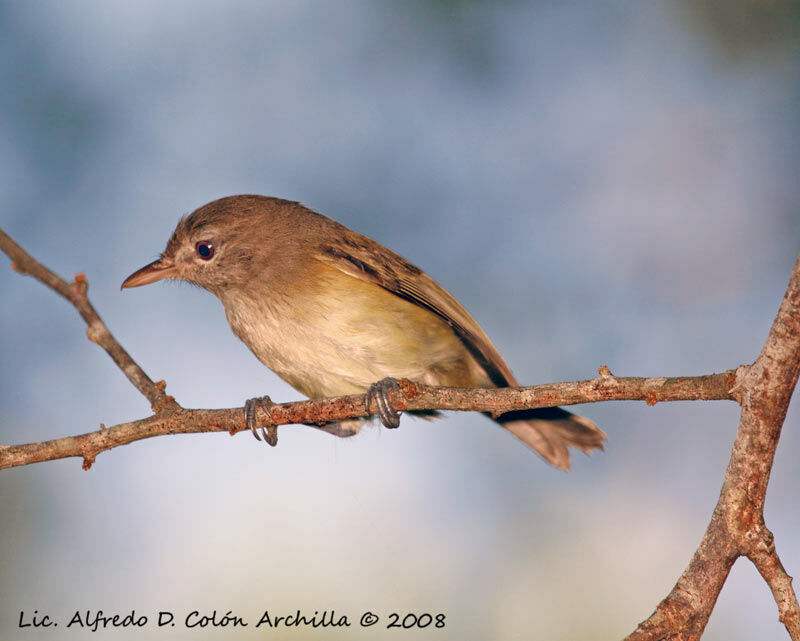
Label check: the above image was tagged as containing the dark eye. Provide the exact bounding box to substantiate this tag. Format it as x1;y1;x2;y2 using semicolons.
195;240;215;260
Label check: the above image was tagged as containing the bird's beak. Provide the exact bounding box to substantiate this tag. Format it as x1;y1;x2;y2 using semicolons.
121;258;177;289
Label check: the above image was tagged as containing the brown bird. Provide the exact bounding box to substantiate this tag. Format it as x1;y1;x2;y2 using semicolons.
122;195;606;468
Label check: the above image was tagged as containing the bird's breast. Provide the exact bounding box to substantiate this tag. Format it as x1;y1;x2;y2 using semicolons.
217;261;488;398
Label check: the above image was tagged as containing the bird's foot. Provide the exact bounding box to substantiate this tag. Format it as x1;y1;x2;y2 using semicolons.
365;377;402;428
244;395;278;446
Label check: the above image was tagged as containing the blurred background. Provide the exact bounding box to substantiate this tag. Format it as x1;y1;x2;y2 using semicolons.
1;1;798;639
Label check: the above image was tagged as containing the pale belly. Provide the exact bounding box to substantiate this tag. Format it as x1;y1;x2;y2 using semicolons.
219;265;489;399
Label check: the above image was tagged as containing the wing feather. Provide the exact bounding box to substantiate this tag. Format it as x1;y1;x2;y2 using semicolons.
317;229;516;388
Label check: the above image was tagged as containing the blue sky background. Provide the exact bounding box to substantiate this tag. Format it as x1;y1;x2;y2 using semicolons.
1;2;798;640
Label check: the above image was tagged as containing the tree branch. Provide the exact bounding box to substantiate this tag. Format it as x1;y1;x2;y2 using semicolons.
0;228;176;412
625;252;800;641
0;370;738;471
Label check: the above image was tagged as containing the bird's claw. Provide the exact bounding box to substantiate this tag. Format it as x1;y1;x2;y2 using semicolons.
244;395;278;446
365;377;402;428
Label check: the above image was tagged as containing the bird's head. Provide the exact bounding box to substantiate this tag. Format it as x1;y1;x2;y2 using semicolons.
121;195;305;296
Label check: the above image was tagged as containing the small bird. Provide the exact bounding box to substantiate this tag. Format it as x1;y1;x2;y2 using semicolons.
122;195;605;468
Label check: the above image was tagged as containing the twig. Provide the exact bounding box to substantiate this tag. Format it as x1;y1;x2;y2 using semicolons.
0;227;175;412
0;371;739;470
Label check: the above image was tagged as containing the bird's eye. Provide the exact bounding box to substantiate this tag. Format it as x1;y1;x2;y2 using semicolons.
195;240;215;260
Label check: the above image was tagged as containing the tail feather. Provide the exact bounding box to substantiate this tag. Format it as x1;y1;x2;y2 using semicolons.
494;407;607;470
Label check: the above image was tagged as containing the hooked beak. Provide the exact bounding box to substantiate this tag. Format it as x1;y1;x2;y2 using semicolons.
121;258;177;289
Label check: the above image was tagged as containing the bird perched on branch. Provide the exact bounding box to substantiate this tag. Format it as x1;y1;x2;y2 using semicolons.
122;195;605;469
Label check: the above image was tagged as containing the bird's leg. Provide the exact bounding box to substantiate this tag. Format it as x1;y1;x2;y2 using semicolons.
365;377;402;428
244;395;278;446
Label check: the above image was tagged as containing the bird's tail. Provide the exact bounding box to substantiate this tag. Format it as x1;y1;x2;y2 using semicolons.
493;407;607;470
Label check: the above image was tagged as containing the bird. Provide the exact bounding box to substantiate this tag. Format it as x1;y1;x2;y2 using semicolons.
121;195;606;469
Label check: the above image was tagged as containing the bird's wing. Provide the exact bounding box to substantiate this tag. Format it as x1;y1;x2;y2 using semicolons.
316;228;517;388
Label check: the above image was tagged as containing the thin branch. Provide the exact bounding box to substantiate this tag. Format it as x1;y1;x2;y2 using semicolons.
0;227;175;412
0;371;738;470
626;252;800;641
751;541;800;639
